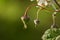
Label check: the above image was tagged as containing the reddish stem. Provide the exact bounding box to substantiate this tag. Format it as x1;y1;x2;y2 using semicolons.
24;4;37;16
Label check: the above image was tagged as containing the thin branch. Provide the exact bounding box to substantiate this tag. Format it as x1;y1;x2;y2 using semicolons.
24;4;37;16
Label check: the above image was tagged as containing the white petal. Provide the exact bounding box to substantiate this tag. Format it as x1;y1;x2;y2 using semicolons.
37;0;48;6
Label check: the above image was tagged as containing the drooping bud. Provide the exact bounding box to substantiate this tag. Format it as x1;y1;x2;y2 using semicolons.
34;19;40;25
34;19;40;27
21;14;30;29
21;14;30;22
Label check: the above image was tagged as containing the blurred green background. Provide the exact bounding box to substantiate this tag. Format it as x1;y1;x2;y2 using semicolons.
0;0;60;40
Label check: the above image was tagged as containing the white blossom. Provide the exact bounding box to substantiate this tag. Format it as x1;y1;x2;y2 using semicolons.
37;0;48;6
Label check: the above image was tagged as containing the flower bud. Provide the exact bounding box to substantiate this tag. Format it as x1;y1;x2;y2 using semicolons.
21;15;30;22
34;19;40;25
21;15;30;29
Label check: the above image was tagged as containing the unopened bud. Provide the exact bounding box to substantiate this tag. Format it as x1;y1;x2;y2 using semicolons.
21;15;30;22
34;19;40;25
